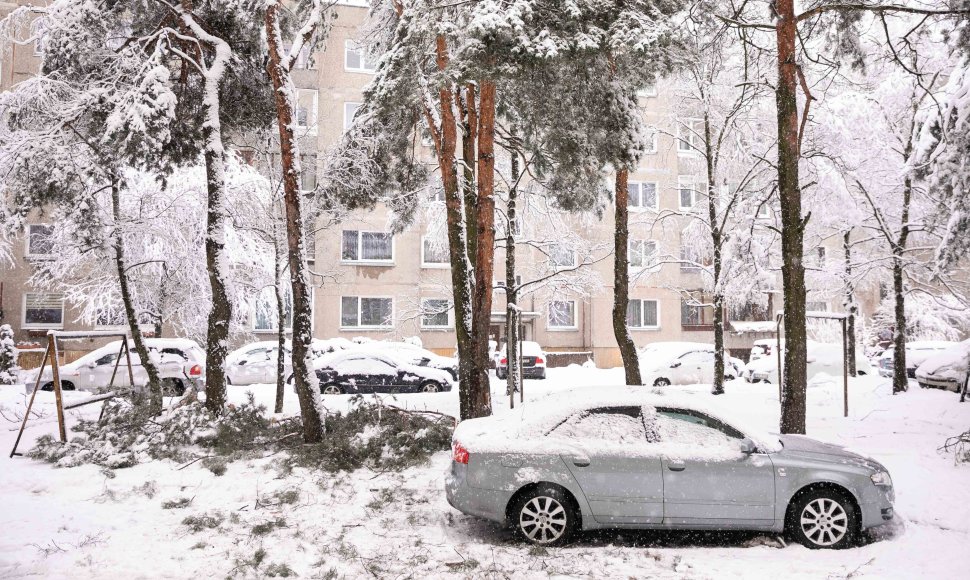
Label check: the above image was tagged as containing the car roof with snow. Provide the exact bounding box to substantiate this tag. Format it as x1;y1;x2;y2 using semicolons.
916;339;970;375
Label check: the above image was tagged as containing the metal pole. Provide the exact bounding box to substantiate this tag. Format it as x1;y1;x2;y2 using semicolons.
842;318;849;418
50;334;67;443
10;342;52;457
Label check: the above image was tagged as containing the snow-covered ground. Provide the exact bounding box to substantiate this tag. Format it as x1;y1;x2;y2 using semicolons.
1;368;969;579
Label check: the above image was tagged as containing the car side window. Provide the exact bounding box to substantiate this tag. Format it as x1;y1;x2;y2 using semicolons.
653;408;745;448
94;353;117;366
161;348;188;360
679;351;713;364
549;406;648;444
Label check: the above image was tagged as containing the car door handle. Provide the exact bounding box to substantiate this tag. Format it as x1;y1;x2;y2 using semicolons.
567;455;590;467
667;461;686;472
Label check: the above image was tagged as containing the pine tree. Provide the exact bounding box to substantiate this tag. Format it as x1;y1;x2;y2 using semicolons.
0;324;17;385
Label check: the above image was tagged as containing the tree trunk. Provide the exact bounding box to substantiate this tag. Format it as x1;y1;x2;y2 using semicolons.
703;112;726;395
274;235;287;414
775;0;808;434
843;230;857;377
505;151;520;404
891;132;915;394
111;179;163;413
459;85;478;265
467;78;496;419
613;169;642;385
265;2;325;441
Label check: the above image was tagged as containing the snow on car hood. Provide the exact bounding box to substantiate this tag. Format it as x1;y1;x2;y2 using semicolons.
453;386;782;461
777;435;883;470
916;340;970;381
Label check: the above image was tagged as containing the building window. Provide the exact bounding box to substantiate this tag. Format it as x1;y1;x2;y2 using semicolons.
341;230;393;263
23;293;64;329
343;102;361;132
629;239;658;269
814;246;827;268
430;190;445;203
678;118;701;153
806;301;829;312
678;177;696;209
300;154;317;191
295;89;318;131
637;74;658;98
344;40;376;73
681;291;715;329
341;296;393;328
34;33;45;56
548;300;577;329
253;286;293;332
421;236;449;268
421;298;451;328
549;243;577;269
627;299;659;329
628;181;658;210
305;227;316;264
94;307;135;328
26;224;54;258
644;130;658;154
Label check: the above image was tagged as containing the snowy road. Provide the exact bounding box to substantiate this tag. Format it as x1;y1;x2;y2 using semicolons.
1;368;969;579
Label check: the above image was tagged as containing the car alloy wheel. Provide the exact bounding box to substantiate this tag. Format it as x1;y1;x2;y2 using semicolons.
519;496;569;545
321;384;342;395
790;490;857;549
421;382;440;393
161;378;185;397
653;377;671;387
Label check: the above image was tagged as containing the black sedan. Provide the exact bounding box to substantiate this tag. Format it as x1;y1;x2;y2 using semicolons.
310;351;455;394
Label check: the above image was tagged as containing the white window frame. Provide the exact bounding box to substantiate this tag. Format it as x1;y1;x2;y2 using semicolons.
25;223;54;259
420;236;449;269
22;292;65;330
627;298;661;330
806;301;829;313
628;181;659;211
420;298;453;329
677;118;702;154
548;243;578;270
252;286;296;334
300;154;317;192
643;129;658;154
344;40;376;73
295;89;318;133
340;296;394;330
343;101;361;132
636;73;658;98
677;176;697;210
341;230;395;265
94;306;127;330
547;300;578;331
628;239;658;270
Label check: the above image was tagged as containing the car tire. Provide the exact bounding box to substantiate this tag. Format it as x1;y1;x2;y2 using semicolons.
420;381;441;393
320;383;343;395
787;489;858;549
161;378;186;397
40;381;75;392
538;370;547;380
510;485;578;547
653;377;671;387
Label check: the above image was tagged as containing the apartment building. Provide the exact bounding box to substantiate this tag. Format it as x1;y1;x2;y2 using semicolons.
0;1;881;368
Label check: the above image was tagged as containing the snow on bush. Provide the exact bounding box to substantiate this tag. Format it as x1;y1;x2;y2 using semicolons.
0;324;18;385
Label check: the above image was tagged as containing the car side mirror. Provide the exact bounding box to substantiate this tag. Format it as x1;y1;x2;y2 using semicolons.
670;361;682;368
238;359;247;366
739;438;757;454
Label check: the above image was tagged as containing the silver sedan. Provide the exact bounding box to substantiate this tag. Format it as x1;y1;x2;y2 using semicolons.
445;388;894;549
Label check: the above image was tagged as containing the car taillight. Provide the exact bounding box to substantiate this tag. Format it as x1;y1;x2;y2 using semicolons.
500;358;507;364
452;441;469;464
535;357;544;365
189;364;203;377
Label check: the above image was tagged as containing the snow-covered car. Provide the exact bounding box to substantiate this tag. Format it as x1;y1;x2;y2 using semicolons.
876;341;956;379
226;341;288;386
749;339;784;362
914;340;970;392
638;342;739;387
310;350;454;394
745;341;870;384
22;338;205;396
446;386;895;549
496;341;547;380
354;341;459;381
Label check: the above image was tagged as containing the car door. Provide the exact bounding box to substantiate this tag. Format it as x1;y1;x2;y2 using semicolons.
672;351;714;385
655;408;775;526
235;348;271;385
87;352;126;389
553;406;664;525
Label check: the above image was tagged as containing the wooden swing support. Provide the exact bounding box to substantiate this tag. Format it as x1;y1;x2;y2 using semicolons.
9;331;134;458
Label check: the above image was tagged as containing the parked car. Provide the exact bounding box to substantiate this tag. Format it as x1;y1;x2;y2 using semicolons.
915;340;970;392
745;341;870;384
749;339;784;362
355;341;459;381
496;341;547;380
877;341;956;379
447;387;894;548
638;342;738;387
226;341;287;386
22;338;205;396
310;350;454;394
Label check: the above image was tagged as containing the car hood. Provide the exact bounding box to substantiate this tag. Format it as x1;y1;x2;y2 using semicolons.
776;435;883;470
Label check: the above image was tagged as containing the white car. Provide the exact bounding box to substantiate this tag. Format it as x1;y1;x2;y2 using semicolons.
745;341;871;384
354;341;459;381
22;338;205;396
749;339;784;361
639;342;739;387
915;340;970;392
496;341;547;380
877;340;956;379
226;341;287;386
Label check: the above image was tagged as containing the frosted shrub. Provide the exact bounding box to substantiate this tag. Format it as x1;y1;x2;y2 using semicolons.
0;324;18;385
